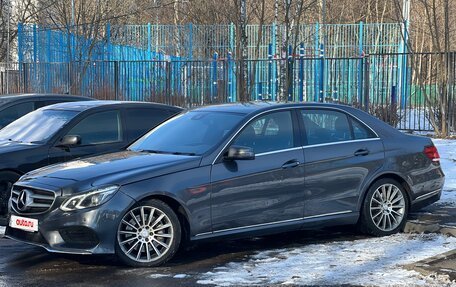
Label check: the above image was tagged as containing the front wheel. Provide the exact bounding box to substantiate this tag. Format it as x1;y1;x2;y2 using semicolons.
359;178;409;236
115;199;181;267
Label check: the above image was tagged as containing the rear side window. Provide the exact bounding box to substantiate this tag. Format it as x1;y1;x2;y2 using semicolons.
35;100;67;109
350;117;376;140
125;108;175;140
66;110;122;145
0;102;35;128
233;111;294;154
301;109;352;145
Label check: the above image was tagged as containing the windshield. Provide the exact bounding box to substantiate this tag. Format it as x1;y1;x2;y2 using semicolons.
129;111;244;155
0;109;79;143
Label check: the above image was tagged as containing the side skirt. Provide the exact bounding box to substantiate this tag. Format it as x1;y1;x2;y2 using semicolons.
190;212;360;241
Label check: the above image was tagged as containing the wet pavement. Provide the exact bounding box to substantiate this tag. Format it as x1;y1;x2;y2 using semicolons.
0;226;366;287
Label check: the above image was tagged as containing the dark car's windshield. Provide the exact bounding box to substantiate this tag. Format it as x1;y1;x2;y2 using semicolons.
0;109;79;143
129;111;244;155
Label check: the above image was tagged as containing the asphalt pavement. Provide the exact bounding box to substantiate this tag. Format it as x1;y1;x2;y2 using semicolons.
0;202;454;287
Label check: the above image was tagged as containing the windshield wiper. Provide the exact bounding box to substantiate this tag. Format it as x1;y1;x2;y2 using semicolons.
8;138;23;143
138;149;196;156
171;151;196;156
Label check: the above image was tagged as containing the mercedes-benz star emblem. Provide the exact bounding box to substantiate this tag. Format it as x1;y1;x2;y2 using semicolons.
17;189;33;211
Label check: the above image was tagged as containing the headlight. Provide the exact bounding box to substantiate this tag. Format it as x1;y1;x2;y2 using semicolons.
60;185;119;212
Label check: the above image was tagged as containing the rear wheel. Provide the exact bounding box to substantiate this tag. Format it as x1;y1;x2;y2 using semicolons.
0;171;20;217
115;199;181;267
359;178;409;236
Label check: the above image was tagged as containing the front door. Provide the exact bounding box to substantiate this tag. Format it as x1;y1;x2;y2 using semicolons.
48;110;126;164
210;110;305;232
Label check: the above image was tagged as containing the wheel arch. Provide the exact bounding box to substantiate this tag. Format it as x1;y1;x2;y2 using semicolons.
136;193;191;242
0;169;24;177
359;172;413;211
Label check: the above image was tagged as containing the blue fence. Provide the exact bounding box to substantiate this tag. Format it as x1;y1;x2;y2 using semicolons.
18;22;406;62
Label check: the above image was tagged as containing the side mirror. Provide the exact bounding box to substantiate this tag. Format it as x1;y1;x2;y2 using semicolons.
225;146;255;161
59;135;81;147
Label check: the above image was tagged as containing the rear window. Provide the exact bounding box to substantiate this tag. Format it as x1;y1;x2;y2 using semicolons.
125;108;177;141
301;109;352;145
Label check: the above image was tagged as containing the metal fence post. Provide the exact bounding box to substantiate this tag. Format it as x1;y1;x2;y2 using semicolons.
288;45;293;101
319;43;325;102
166;60;172;105
114;61;119;100
211;52;218;102
227;51;234;102
22;63;28;93
299;42;305;102
147;23;151;60
363;56;370;112
314;22;320;101
357;21;364;105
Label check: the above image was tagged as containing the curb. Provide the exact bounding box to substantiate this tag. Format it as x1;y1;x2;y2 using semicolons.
405;220;456;237
403;249;456;281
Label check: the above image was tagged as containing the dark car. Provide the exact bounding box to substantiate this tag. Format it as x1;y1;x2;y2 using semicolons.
0;93;92;129
0;101;182;218
5;102;444;267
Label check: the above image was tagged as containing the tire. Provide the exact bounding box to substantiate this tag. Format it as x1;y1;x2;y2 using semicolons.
359;178;409;236
115;199;181;267
0;171;20;216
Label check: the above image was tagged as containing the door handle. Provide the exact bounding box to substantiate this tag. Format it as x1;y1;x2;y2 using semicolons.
282;160;300;169
354;148;370;156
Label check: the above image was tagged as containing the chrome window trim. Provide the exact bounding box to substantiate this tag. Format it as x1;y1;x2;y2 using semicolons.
302;137;381;149
195;210;353;237
256;146;303;157
211;105;380;165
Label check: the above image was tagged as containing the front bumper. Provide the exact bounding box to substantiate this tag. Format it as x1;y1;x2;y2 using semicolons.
5;190;135;255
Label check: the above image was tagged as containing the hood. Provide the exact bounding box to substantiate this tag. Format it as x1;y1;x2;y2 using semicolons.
0;139;40;153
21;151;202;193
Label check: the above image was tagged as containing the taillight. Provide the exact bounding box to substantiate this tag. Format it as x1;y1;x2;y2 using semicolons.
424;146;440;162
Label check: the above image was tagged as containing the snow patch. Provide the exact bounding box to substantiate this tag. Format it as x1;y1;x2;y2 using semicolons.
173;274;189;279
434;139;456;206
149;274;172;279
198;234;456;286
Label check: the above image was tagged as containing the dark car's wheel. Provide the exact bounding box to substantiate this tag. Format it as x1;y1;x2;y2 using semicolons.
359;178;409;236
0;171;20;216
115;199;181;267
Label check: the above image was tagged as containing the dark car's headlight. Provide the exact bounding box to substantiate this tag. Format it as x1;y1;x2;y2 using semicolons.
60;185;119;212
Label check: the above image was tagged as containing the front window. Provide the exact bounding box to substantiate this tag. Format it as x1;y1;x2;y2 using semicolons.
233;111;294;154
129;111;244;156
66;110;123;145
0;109;78;143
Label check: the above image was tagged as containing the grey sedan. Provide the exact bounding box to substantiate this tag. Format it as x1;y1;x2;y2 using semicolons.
6;102;444;267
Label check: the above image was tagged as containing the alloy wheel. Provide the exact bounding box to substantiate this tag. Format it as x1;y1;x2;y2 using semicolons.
369;183;406;232
117;206;174;263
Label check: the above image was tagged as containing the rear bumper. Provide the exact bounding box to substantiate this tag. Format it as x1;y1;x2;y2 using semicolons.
411;188;442;211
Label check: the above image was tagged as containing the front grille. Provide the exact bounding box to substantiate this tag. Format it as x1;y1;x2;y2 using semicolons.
11;185;56;214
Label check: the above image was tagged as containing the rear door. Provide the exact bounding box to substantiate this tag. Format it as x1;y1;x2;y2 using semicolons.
299;108;384;218
48;109;127;163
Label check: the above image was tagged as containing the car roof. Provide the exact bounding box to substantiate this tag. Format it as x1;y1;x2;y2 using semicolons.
191;101;355;114
43;100;183;112
0;93;91;102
